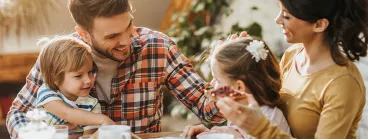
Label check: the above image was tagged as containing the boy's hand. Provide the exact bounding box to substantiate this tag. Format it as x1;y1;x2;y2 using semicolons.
66;123;78;131
101;116;116;125
56;123;78;131
181;124;209;138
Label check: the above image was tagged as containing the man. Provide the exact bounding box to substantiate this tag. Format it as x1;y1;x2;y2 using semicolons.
6;0;225;138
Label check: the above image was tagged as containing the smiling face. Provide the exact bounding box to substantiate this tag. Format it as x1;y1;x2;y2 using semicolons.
57;55;94;101
210;59;237;89
84;12;135;62
274;2;316;44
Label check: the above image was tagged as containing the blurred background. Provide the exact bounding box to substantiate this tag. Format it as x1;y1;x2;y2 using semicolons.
1;0;367;138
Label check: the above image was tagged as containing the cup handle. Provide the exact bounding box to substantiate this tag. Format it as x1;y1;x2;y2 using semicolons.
121;132;132;139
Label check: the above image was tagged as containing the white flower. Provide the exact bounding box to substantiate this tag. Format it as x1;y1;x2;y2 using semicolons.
246;40;269;62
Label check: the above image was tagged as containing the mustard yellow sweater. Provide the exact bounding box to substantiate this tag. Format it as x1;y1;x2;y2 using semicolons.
249;44;366;139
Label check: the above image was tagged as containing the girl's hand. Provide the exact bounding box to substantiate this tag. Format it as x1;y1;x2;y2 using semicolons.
181;124;210;138
216;93;264;133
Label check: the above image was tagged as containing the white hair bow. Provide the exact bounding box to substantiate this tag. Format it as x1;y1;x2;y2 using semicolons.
246;40;269;62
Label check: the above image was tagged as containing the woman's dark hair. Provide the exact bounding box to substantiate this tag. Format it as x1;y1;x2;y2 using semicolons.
213;38;281;107
280;0;368;65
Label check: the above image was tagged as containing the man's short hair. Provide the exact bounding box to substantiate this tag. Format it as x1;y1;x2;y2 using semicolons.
68;0;132;32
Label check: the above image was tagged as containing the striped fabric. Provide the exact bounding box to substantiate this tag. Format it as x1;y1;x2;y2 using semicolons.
6;27;225;139
36;85;101;135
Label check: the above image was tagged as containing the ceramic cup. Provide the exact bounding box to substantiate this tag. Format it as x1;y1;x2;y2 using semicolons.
197;133;234;139
98;125;132;139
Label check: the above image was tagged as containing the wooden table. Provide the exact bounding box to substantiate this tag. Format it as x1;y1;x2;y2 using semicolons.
136;131;182;139
92;131;189;139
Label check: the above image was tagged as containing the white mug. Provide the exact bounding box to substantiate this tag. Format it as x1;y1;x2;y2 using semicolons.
98;125;132;139
197;133;235;139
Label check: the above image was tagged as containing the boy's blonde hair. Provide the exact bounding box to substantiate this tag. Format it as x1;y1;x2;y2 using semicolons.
38;35;92;91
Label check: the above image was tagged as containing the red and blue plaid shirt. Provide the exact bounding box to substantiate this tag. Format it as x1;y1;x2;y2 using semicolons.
6;27;225;139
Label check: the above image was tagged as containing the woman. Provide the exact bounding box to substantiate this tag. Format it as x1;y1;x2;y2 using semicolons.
217;0;368;138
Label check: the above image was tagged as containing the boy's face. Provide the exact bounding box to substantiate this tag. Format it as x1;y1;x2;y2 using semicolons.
58;56;94;101
81;12;135;62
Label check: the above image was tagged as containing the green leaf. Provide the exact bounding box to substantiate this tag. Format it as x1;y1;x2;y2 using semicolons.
193;2;205;13
194;26;209;36
206;0;213;4
251;6;259;11
181;30;191;38
200;38;211;48
222;0;230;7
225;9;234;16
178;16;186;23
171;12;179;21
209;3;217;13
245;22;263;39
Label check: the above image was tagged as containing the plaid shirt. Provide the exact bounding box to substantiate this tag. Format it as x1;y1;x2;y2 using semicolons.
6;27;225;139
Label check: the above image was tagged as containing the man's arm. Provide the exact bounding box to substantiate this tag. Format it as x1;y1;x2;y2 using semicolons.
164;38;226;125
6;60;44;139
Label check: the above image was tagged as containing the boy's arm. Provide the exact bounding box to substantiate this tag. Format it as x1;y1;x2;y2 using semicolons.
83;103;102;132
42;100;114;126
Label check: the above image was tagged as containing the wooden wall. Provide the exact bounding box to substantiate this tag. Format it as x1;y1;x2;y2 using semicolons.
0;53;38;83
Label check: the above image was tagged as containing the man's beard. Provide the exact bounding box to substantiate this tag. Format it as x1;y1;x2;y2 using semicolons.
91;38;124;62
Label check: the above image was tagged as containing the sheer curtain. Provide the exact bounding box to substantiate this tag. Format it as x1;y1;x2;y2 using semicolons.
356;56;368;139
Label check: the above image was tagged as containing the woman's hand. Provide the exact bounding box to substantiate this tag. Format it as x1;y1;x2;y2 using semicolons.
217;31;250;46
181;124;210;138
216;93;264;133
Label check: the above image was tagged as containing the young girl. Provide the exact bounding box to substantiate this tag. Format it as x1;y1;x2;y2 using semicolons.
35;35;115;138
182;37;290;138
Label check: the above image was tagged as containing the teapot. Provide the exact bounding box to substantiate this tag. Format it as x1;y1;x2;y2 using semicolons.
18;108;55;139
